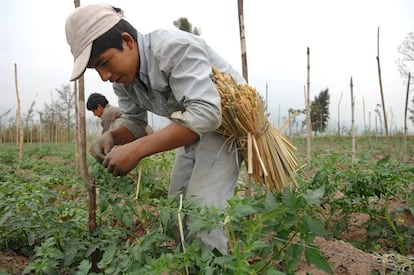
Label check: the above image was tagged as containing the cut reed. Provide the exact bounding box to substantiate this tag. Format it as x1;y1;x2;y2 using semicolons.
212;67;299;192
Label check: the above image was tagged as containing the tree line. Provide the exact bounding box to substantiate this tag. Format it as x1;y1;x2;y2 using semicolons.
0;84;101;144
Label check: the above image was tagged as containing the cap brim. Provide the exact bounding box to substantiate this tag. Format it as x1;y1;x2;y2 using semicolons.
70;43;92;81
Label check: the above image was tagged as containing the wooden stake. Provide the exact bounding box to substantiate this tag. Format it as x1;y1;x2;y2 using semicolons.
177;194;189;275
14;63;24;165
350;77;356;164
306;48;312;166
247;132;253;174
134;166;142;200
403;73;411;162
376;27;391;154
252;135;268;177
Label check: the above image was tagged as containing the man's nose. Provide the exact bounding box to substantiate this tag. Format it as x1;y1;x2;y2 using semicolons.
96;67;111;82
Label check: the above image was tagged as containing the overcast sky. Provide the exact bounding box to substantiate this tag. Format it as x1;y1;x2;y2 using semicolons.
1;0;413;132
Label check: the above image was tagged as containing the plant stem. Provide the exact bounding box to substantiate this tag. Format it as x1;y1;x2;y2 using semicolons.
384;197;405;255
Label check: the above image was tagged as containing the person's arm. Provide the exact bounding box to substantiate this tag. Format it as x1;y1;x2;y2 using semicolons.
109;126;135;145
103;122;198;176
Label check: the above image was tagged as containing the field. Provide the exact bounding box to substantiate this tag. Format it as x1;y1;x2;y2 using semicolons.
0;135;413;274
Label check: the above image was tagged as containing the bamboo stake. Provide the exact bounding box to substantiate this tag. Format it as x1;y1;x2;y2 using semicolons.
238;0;248;82
72;1;98;272
74;80;80;171
14;63;24;165
350;77;356;164
306;47;312;166
134;166;142;200
376;27;391;154
177;194;189;275
247;132;253;174
338;92;343;136
402;73;411;162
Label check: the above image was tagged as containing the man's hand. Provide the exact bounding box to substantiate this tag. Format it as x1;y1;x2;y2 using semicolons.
100;122;199;177
102;142;141;176
89;131;115;163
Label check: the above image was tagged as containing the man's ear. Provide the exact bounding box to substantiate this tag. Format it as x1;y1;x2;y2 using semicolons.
121;32;135;50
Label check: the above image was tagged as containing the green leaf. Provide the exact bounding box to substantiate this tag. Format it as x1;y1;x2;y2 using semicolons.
249;240;269;251
122;211;134;227
75;260;91;275
262;269;286;275
285;244;303;272
303;186;325;206
264;191;278;209
98;243;117;268
213;254;238;268
85;243;99;257
304;247;333;274
261;207;287;222
0;210;13;225
64;243;78;266
306;216;328;238
282;188;298;213
227;198;258;219
138;232;170;252
160;207;171;227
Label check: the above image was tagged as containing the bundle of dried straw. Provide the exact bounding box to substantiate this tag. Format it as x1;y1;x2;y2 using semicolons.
212;67;299;192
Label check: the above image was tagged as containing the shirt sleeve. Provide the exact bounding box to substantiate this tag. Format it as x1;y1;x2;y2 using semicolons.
156;35;222;139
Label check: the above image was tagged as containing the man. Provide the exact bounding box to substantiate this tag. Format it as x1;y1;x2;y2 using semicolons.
87;92;122;133
65;3;245;254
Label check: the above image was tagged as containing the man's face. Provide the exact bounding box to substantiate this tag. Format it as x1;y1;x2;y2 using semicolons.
92;105;104;117
88;33;138;84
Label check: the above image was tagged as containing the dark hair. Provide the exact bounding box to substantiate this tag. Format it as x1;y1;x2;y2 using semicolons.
90;19;138;60
87;93;109;110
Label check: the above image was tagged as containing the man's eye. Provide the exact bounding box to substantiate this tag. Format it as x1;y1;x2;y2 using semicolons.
98;60;108;67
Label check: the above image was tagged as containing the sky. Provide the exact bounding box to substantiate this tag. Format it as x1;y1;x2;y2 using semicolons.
1;0;413;133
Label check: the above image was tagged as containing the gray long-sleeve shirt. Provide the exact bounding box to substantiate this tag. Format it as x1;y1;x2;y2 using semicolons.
113;29;245;140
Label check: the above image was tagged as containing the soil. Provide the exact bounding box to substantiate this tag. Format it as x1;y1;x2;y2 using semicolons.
0;250;30;274
294;237;378;274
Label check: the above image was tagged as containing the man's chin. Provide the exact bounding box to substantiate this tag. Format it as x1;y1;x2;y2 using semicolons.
116;76;134;84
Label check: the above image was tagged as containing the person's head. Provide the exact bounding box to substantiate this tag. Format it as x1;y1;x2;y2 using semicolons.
87;93;109;117
65;3;139;84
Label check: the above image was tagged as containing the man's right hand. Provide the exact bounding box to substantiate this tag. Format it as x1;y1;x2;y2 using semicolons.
89;131;115;163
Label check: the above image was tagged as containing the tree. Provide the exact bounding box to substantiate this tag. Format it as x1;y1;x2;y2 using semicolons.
409;97;414;125
397;32;414;80
310;88;330;134
397;32;414;126
173;17;201;35
56;84;75;139
42;93;60;142
288;108;305;137
24;100;36;143
374;104;383;134
0;108;13;143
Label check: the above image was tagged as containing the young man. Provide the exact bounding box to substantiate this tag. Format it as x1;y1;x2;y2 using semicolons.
87;93;122;133
65;3;245;254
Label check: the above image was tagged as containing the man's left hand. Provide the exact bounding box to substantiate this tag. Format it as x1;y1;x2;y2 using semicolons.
102;142;141;176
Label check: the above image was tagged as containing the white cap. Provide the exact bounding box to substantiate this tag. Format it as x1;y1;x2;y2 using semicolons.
65;3;123;81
